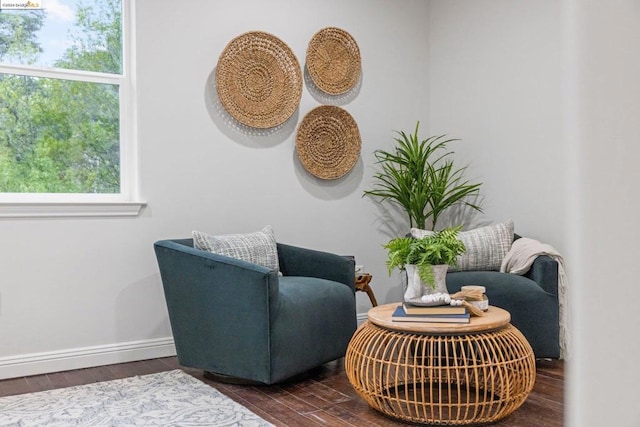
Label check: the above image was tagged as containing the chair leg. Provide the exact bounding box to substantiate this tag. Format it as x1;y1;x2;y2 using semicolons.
203;371;266;385
203;365;324;385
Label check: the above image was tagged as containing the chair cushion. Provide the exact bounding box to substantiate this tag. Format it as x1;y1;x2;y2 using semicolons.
447;270;541;296
192;225;280;272
272;276;357;382
446;270;560;358
411;220;514;271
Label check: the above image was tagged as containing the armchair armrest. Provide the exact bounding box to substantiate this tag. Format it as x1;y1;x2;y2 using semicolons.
154;239;280;381
276;243;355;291
523;254;559;296
154;238;280;313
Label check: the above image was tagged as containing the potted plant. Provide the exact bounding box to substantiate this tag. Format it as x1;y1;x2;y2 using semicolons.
363;121;483;231
384;226;466;301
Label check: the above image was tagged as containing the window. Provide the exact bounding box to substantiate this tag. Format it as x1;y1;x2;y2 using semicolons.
0;0;142;217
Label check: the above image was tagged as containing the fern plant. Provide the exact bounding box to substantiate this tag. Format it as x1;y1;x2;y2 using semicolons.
363;121;483;230
384;226;466;288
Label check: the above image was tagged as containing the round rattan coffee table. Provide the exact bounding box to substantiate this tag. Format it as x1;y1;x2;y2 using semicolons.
345;303;535;425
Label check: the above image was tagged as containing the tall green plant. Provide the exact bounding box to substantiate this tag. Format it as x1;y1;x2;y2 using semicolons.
363;122;483;230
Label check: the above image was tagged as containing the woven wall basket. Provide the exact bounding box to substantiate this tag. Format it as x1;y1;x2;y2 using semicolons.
216;31;302;129
296;105;361;180
306;27;361;95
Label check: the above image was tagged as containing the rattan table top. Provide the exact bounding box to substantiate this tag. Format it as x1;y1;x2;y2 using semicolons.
368;303;511;334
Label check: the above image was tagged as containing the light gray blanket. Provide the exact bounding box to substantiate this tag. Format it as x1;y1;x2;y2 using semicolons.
501;237;569;359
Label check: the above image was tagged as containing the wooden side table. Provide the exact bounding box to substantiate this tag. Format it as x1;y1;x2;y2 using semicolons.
345;303;536;425
354;273;377;306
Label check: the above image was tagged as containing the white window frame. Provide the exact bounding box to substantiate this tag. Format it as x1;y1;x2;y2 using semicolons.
0;0;144;218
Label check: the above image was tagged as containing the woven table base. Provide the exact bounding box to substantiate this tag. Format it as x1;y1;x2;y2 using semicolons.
345;321;536;425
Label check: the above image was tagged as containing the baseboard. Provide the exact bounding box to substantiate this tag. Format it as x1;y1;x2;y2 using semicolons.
0;337;176;380
2;316;370;380
357;311;368;325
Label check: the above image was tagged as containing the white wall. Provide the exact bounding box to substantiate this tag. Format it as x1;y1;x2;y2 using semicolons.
135;0;430;312
0;0;430;377
427;0;566;247
429;1;640;426
567;1;640;426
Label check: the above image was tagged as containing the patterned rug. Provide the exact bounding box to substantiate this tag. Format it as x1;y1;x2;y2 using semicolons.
0;370;273;426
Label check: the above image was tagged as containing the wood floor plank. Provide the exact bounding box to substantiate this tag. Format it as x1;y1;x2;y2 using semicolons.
91;365;118;382
0;357;564;426
286;381;352;410
300;409;357;426
0;377;32;397
141;357;175;373
24;373;53;392
60;368;95;387
268;387;325;414
46;372;71;390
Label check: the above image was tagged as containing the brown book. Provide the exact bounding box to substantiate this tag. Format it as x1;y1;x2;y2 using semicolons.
402;302;467;315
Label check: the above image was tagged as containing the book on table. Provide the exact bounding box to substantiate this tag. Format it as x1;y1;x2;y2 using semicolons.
402;302;467;315
391;305;470;323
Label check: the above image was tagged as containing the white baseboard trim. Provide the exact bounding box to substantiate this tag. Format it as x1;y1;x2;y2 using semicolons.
2;316;371;380
0;337;176;380
357;312;368;325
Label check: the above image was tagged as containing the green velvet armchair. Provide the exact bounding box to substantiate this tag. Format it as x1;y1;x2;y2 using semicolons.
446;248;560;359
154;239;357;384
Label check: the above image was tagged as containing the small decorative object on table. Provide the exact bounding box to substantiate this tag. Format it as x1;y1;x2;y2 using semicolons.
455;285;489;311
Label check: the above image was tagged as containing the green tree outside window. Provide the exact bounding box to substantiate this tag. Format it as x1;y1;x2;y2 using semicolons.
0;0;122;193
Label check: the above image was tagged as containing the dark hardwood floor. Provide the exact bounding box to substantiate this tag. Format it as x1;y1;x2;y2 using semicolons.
0;357;564;426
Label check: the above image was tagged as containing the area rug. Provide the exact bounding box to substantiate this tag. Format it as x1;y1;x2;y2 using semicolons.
0;370;274;426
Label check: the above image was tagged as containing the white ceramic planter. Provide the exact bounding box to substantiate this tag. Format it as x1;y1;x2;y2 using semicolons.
403;264;449;301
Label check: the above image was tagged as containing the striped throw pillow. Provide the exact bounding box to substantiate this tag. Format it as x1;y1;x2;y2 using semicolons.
193;225;280;272
411;220;514;271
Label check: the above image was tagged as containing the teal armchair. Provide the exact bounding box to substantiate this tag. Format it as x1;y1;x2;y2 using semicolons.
446;244;560;359
154;239;357;384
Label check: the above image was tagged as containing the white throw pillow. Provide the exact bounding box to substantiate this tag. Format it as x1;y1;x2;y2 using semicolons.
411;220;514;271
192;225;280;272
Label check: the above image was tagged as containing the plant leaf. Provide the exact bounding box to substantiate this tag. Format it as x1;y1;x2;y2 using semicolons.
363;121;482;230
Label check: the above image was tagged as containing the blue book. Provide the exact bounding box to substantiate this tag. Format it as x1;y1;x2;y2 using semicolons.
391;305;470;323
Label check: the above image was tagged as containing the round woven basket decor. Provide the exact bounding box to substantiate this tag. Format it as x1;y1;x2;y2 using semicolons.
296;105;361;180
216;31;302;129
306;27;361;95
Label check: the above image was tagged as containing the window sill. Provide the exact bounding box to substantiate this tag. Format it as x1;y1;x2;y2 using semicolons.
0;201;146;218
